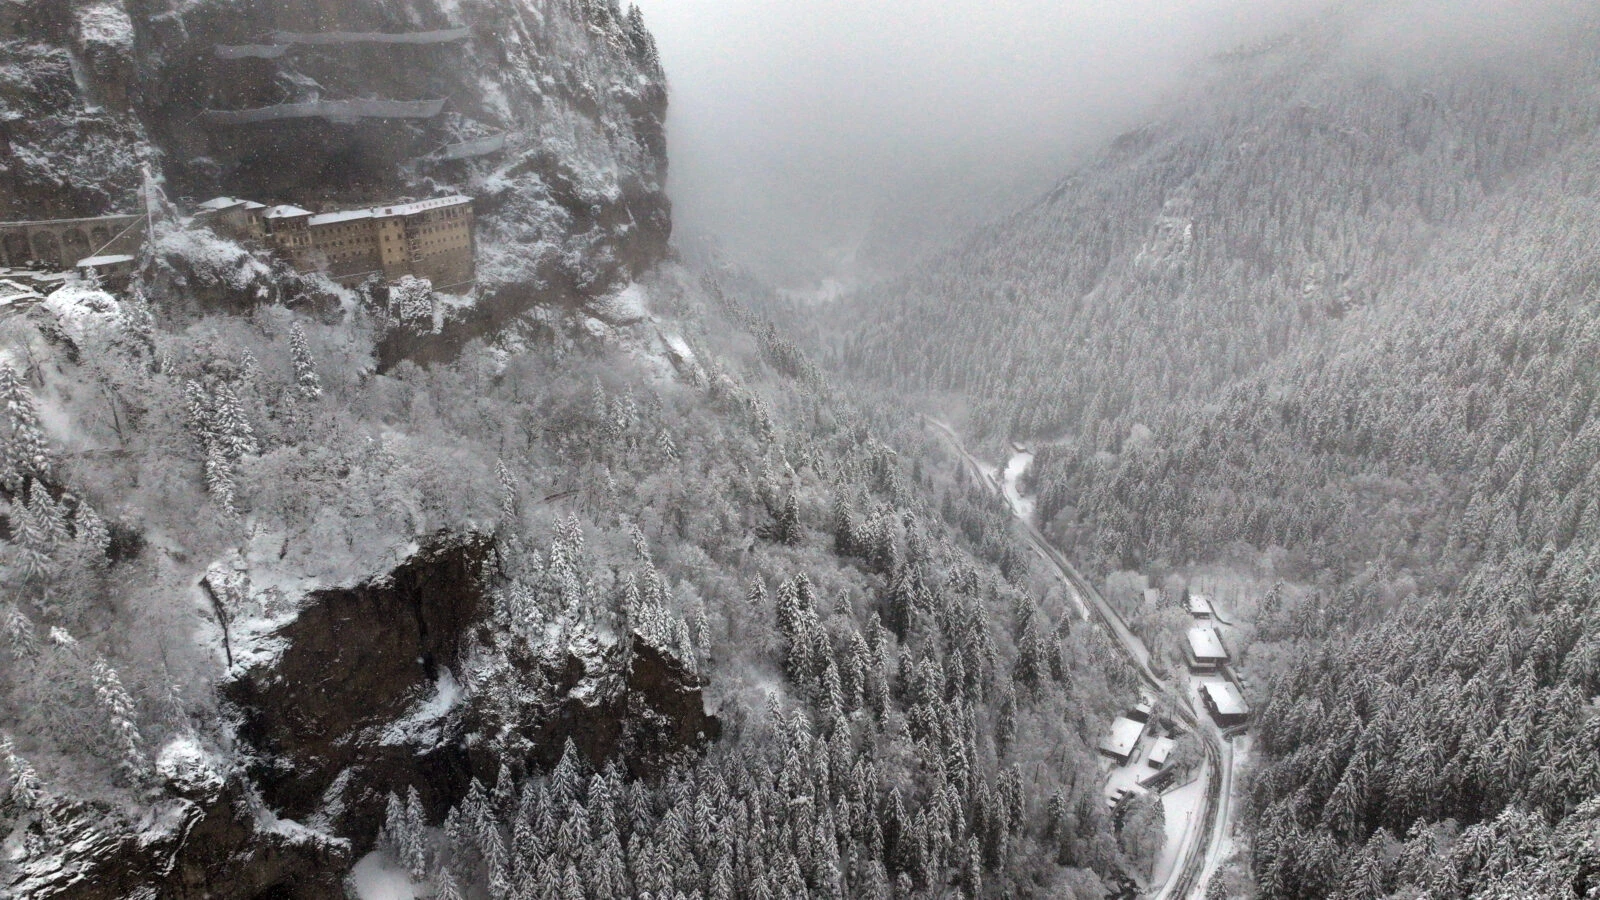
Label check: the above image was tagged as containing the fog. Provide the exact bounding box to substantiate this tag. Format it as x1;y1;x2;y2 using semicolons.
632;0;1333;284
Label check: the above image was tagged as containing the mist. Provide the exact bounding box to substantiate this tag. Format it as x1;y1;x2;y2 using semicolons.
632;0;1332;284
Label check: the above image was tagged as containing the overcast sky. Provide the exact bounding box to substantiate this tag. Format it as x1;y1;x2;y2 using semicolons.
630;0;1332;282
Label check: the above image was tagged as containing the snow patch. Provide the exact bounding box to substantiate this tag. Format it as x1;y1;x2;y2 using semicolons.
42;281;121;346
589;281;650;324
155;735;224;799
379;670;463;746
76;3;135;51
153;223;272;293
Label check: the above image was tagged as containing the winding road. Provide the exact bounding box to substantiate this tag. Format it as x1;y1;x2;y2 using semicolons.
927;419;1234;900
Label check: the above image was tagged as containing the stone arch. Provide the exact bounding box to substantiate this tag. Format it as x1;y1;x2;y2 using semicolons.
62;228;91;264
31;230;60;267
2;231;27;266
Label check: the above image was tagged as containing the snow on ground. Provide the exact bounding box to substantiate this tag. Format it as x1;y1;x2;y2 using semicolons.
1152;776;1205;891
350;851;421;899
590;281;650;324
1201;734;1251;889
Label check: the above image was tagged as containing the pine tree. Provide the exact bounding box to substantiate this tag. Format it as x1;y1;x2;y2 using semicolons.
73;501;111;565
962;836;982;898
833;494;857;556
404;786;429;879
211;381;257;458
0;363;51;493
996;685;1017;759
288;323;322;399
497;459;518;527
435;866;465;900
1;734;41;811
10;486;56;581
382;791;409;857
204;443;238;516
3;605;37;661
91;658;147;782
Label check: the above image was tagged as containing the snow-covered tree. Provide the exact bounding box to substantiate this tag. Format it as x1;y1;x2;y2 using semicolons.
288;323;321;399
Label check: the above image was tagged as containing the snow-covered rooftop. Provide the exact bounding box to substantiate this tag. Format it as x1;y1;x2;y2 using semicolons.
1202;681;1249;716
197;197;244;210
306;196;470;227
1099;715;1147;760
266;205;313;219
1187;626;1228;661
1146;736;1175;767
374;196;472;216
76;254;135;267
1187;594;1215;617
308;209;375;227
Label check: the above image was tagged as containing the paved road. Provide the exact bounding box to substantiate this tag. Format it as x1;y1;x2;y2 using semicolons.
927;419;1230;900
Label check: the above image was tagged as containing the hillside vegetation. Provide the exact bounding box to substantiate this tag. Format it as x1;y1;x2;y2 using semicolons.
838;5;1600;897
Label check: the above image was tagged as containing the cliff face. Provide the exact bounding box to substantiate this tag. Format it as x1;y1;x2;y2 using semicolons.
0;0;670;298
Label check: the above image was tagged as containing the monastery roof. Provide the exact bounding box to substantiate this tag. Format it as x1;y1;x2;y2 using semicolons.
375;195;471;216
308;209;376;226
306;196;471;228
265;205;313;219
1187;594;1215;616
1146;737;1175;766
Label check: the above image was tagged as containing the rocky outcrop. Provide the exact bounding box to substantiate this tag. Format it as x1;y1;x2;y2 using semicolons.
222;532;494;850
222;532;717;859
480;627;724;779
6;755;349;900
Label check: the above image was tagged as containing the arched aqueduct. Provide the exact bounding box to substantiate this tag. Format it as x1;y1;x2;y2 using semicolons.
0;214;144;269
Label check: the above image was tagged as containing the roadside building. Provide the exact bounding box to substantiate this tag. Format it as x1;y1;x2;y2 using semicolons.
1201;681;1250;728
76;254;137;285
1186;625;1229;673
1145;736;1175;769
1187;593;1215;618
1098;716;1148;764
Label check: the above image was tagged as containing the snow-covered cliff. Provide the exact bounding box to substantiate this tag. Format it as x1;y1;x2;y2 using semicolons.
1;0;670;303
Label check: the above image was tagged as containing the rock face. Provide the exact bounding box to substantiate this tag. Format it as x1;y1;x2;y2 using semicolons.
223;533;494;850
7;766;349;900
221;532;717;858
9;532;719;896
0;0;670;313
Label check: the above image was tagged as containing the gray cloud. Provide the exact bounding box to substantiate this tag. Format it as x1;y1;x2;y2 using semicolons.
631;0;1572;284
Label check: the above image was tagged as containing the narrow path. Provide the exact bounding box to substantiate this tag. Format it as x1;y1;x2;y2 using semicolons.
927;418;1231;900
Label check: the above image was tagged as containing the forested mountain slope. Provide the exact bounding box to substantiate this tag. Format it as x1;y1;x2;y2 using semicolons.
838;4;1600;898
844;7;1600;447
0;4;1159;896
